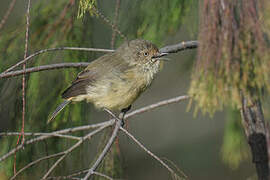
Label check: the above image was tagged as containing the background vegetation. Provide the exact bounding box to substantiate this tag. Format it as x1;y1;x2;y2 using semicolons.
1;0;268;179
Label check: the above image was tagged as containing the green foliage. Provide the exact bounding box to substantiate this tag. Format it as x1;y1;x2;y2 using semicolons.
78;0;97;18
119;0;196;46
189;0;270;115
221;108;249;169
0;0;195;178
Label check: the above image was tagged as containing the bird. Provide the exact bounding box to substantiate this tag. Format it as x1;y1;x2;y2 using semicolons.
48;39;167;123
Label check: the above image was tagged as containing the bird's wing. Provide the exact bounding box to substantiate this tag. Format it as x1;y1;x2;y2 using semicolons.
61;52;129;99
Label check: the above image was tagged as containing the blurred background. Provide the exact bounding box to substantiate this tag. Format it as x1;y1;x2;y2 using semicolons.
0;0;257;179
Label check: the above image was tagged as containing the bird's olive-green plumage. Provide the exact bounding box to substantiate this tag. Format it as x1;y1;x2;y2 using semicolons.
48;39;164;122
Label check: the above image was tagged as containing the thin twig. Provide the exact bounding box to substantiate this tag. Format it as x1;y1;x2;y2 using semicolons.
47;170;114;180
93;6;127;41
111;0;121;49
0;95;188;163
10;152;65;180
1;40;198;76
83;113;124;180
159;41;198;54
42;124;110;179
120;127;185;180
0;0;17;31
22;0;31;143
125;95;190;119
0;62;90;79
14;0;31;174
1;47;114;74
0;132;81;141
0;120;114;163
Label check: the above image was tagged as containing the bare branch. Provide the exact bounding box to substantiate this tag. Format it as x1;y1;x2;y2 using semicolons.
0;95;188;164
159;41;198;54
0;0;17;31
1;47;113;74
20;0;31;145
10;152;65;180
0;40;198;78
47;170;114;180
83;113;124;180
92;6;127;41
120;127;187;180
42;124;111;179
0;62;90;79
125;95;189;119
0;132;81;141
0;120;114;163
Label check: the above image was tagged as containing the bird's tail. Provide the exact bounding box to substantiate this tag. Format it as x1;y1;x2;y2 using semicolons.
47;100;71;124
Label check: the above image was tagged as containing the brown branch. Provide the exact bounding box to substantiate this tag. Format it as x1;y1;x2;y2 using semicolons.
0;95;188;164
0;62;90;79
10;152;65;180
21;0;31;144
0;40;198;78
120;127;187;179
159;41;198;54
47;170;114;180
0;132;81;141
0;0;17;31
125;95;189;119
1;47;113;74
240;95;269;180
82;113;124;179
42;124;111;179
14;0;31;174
0;121;114;163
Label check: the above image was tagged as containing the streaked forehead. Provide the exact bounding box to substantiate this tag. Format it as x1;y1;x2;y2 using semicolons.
129;39;158;51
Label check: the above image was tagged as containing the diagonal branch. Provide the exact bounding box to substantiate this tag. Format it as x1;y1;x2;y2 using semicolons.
120;127;187;180
0;0;17;31
0;62;90;79
10;152;65;180
0;120;114;163
1;47;113;74
82;113;124;180
47;170;114;180
42;124;111;179
0;40;198;77
0;132;81;141
159;41;198;54
0;95;189;163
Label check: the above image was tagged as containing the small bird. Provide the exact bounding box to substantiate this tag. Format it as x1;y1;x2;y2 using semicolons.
48;39;167;123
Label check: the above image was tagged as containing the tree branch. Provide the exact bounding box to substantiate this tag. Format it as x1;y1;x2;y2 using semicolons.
82;113;124;180
0;0;17;32
240;95;269;180
47;170;114;180
120;127;187;179
0;95;188;163
10;152;65;180
1;47;113;74
159;41;198;54
0;62;90;79
0;40;198;77
0;94;189;179
0;120;114;162
42;125;110;179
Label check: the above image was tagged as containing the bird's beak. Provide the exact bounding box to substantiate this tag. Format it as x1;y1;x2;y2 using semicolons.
151;52;169;62
152;52;168;59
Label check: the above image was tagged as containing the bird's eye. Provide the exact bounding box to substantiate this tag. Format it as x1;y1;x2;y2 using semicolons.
144;52;149;56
